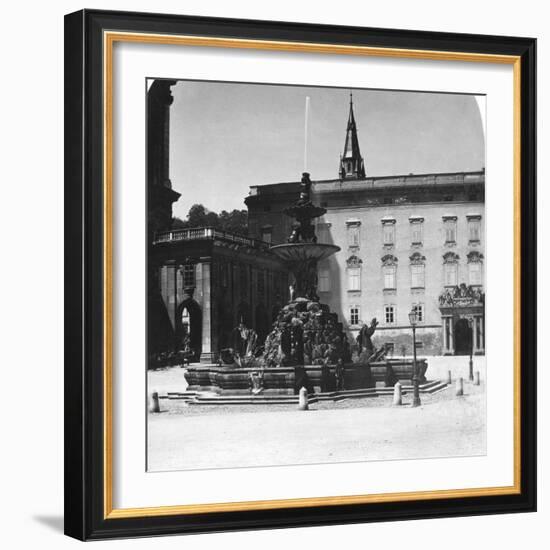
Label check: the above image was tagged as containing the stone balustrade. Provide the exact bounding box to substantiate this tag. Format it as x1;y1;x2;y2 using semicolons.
153;227;272;249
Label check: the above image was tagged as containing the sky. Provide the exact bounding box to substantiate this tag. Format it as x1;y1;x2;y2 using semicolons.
168;80;485;220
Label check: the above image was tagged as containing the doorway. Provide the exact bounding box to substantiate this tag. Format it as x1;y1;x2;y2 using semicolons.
453;318;472;355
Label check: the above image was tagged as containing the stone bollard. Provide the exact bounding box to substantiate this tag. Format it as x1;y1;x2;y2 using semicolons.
298;387;309;411
474;371;480;386
149;391;160;413
455;377;464;397
392;382;402;406
447;370;452;385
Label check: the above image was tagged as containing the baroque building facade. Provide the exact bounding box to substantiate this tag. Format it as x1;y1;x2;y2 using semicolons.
246;98;485;356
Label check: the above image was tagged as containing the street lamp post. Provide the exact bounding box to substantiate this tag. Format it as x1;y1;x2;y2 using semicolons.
467;317;474;382
408;309;421;407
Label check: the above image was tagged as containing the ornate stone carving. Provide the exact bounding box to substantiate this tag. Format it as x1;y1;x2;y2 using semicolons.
438;284;485;307
346;255;363;267
381;254;398;266
467;250;484;263
409;252;426;264
443;251;460;263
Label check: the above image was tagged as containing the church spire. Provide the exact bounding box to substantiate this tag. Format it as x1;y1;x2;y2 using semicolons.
339;93;366;180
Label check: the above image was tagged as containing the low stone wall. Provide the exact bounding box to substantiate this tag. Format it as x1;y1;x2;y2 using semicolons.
185;359;427;395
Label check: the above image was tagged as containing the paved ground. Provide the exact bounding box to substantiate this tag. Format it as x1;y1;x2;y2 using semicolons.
147;357;486;471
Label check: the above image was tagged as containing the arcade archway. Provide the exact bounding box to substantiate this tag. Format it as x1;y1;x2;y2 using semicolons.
176;299;202;362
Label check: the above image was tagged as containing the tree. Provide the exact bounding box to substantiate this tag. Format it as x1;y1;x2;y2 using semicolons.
171;216;186;229
219;209;248;235
172;204;248;236
187;203;218;228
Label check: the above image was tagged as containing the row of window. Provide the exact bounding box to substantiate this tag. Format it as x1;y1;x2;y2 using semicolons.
349;304;424;327
316;215;482;248
318;259;482;293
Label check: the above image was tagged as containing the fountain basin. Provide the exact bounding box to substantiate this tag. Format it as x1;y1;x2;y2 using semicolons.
184;359;427;395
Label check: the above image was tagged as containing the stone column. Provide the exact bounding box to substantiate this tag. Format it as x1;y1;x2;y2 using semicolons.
162;261;178;335
197;261;214;363
449;318;455;355
442;316;454;354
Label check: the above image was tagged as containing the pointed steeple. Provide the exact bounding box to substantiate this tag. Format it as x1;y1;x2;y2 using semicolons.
339;93;366;180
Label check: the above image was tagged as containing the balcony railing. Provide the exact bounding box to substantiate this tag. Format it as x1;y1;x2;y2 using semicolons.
153;226;272;250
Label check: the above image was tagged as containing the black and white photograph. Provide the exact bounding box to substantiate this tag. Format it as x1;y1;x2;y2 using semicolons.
0;0;543;545
146;79;487;472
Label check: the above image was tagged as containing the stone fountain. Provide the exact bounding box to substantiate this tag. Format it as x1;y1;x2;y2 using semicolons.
184;172;427;397
261;173;348;371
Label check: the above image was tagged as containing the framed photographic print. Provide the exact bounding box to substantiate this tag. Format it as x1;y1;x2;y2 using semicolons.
64;9;536;540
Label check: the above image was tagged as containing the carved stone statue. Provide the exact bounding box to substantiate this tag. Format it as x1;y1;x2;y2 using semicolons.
249;370;264;394
232;322;259;361
289;284;296;302
356;318;378;355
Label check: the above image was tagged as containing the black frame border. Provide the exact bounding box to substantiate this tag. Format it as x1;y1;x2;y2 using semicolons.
64;9;536;541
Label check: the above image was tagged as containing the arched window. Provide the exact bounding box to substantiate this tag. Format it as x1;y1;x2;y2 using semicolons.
467;251;484;286
410;252;426;289
443;252;459;287
381;254;398;290
346;255;363;292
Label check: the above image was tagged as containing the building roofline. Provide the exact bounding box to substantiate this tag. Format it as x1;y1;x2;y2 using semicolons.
248;168;485;193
